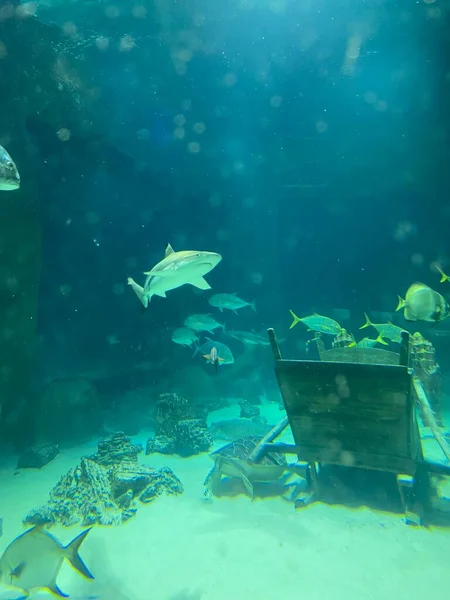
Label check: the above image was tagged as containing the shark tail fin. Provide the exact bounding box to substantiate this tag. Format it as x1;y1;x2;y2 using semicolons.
127;278;148;308
65;528;94;580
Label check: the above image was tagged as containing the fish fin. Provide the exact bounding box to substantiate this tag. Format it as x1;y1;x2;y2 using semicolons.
143;269;171;277
403;309;417;321
376;334;388;346
233;310;238;314
205;336;213;342
221;322;226;333
396;296;406;311
188;276;211;290
47;582;69;598
192;343;200;357
359;312;372;330
218;357;225;362
154;290;167;298
288;309;301;329
436;265;450;283
11;561;26;579
65;528;95;580
165;243;175;257
203;354;211;360
348;341;356;347
127;278;148;308
219;307;223;312
250;300;257;312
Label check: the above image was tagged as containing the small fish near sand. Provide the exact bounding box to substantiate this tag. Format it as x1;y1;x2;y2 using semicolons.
0;526;94;598
359;313;408;343
0;145;20;191
396;282;450;323
184;313;224;334
127;243;222;308
202;346;224;372
289;311;343;335
171;327;198;348
208;293;256;313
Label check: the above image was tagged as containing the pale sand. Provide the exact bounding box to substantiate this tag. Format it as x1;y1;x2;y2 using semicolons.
1;403;450;600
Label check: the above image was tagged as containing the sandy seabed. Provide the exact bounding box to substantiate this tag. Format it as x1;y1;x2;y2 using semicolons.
1;404;450;600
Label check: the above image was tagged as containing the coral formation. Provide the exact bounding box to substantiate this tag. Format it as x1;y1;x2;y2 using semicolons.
146;393;212;457
17;444;60;469
24;432;183;527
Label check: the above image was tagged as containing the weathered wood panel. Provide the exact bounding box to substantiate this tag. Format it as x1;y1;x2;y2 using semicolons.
275;360;420;473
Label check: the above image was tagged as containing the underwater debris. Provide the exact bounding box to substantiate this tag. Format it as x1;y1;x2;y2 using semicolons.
17;444;60;469
24;433;183;527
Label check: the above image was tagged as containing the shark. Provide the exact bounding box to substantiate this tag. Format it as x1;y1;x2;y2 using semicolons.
127;243;222;308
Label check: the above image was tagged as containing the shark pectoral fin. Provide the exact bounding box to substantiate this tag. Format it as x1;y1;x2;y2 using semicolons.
189;276;211;290
143;270;170;277
127;278;148;308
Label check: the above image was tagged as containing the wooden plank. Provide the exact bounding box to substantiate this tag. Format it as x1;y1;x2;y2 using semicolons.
248;417;288;464
262;442;417;474
275;359;414;466
413;376;450;463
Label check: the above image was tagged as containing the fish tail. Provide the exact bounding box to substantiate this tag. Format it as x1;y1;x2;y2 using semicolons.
65;528;95;580
289;309;301;329
359;312;372;330
436;265;450;283
396;296;406;312
127;277;148;308
250;300;257;312
376;333;388;346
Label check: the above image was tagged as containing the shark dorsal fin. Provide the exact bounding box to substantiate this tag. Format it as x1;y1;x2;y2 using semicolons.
165;243;175;257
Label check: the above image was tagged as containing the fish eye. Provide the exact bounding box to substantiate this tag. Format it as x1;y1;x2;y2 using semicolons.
6;161;13;169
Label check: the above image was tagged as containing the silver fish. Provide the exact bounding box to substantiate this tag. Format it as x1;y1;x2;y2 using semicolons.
0;526;94;598
171;327;198;348
128;243;222;308
184;314;224;334
208;293;256;313
225;330;270;346
0;145;20;191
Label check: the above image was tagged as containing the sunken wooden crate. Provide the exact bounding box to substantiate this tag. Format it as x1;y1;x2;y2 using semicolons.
275;359;421;475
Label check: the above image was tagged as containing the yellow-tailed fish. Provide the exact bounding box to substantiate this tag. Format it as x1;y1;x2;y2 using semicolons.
396;282;449;323
359;313;408;343
289;310;343;335
349;333;388;348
